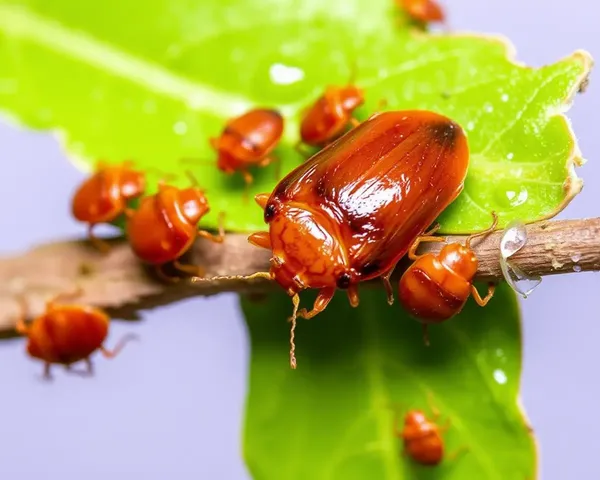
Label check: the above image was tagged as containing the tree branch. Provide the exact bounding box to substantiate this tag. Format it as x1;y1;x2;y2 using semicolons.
0;217;598;336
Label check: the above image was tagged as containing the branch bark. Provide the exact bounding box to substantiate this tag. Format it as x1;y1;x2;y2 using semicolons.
0;217;598;336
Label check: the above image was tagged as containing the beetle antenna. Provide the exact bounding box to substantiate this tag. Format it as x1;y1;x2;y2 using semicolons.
100;333;140;359
191;271;273;284
465;211;499;249
184;169;201;189
288;293;300;369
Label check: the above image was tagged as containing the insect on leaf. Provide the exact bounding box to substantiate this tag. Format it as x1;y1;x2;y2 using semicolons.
0;0;591;233
241;284;536;479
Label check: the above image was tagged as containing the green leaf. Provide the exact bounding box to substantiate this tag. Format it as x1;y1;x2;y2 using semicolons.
241;283;536;479
0;0;591;234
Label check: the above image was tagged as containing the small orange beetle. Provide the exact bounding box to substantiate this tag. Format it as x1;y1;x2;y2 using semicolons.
398;212;499;345
124;172;225;282
393;395;466;466
194;110;470;368
15;288;137;379
210;108;285;191
297;83;365;150
71;160;146;253
397;0;445;26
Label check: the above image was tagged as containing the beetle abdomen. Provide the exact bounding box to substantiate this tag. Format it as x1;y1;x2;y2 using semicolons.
126;192;196;265
27;306;109;364
399;264;469;323
72;173;123;223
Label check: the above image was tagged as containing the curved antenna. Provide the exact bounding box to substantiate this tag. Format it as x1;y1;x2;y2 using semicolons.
465;211;499;250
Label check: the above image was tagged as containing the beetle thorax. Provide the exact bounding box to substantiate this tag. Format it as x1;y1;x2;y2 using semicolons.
439;243;478;281
267;202;351;293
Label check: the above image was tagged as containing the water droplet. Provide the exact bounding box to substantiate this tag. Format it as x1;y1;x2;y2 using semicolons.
493;369;507;385
573;265;582;272
501;93;509;102
173;121;188;135
269;63;305;85
484;103;494;113
500;258;542;298
506;152;514;160
505;186;528;207
571;253;581;263
466;121;475;131
500;221;527;259
499;221;542;298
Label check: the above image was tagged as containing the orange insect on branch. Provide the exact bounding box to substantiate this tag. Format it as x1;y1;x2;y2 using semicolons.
125;173;226;283
398;212;500;346
15;288;138;380
228;109;470;368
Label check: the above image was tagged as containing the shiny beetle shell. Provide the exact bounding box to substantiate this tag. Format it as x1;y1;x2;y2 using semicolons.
126;183;209;265
299;85;364;147
400;410;445;465
71;161;146;251
210;108;284;185
399;0;445;24
15;292;137;379
249;109;470;318
398;212;498;344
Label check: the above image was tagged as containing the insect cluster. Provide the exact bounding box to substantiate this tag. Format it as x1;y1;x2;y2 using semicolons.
13;0;499;468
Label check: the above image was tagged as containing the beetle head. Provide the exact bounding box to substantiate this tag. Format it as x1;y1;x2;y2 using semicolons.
264;200;352;293
119;168;146;200
339;85;365;112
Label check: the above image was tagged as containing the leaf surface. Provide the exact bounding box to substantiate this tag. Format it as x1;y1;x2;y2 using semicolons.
0;0;591;233
241;284;536;479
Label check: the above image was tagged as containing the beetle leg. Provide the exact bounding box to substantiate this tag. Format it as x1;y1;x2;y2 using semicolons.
240;170;254;203
407;234;446;261
248;231;271;250
85;358;94;376
100;333;139;359
422;324;431;347
197;212;226;244
173;260;206;279
446;445;469;462
42;363;53;381
347;284;360;308
381;262;399;305
88;224;111;254
349;117;361;127
297;288;335;319
155;264;181;283
47;285;84;309
471;283;496;307
255;193;270;210
426;391;441;419
124;207;136;218
14;295;29;336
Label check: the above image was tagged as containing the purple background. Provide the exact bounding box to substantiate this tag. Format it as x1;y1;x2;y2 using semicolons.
0;1;598;478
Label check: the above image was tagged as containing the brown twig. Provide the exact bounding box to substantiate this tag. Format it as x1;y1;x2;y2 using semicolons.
0;218;598;336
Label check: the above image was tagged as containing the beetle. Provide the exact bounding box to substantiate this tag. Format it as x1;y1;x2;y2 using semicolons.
71;160;147;253
393;395;465;466
209;108;285;193
194;109;470;368
124;172;225;282
397;0;445;26
15;288;137;380
398;212;498;345
297;84;365;151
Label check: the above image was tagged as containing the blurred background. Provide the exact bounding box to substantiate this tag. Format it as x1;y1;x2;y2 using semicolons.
0;0;597;478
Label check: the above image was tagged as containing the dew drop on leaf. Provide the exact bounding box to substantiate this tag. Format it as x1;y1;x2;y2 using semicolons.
493;369;508;385
268;63;305;85
501;93;510;102
505;186;528;207
173;121;188;135
499;221;542;298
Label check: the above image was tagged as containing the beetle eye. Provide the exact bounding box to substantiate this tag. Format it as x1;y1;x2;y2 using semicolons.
336;273;352;290
264;204;276;222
